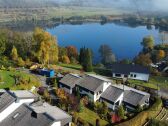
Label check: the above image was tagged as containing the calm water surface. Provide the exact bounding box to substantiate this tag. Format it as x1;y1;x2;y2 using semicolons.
47;23;163;62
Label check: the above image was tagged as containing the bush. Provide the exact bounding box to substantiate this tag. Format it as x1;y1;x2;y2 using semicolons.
117;97;162;126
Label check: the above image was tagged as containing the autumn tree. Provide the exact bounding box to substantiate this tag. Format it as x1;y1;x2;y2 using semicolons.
66;46;78;62
58;47;67;61
134;53;152;66
62;55;70;64
156;50;165;62
141;35;155;52
11;46;18;61
33;28;58;65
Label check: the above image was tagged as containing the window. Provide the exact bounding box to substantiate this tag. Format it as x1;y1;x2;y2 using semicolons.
134;74;137;78
130;74;133;77
115;74;121;77
124;75;128;77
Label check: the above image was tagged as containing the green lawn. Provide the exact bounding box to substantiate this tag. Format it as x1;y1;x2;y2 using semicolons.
58;63;82;71
0;70;41;90
128;76;168;90
78;107;109;126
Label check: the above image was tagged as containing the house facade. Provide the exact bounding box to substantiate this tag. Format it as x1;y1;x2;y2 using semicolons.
110;63;150;81
59;74;81;94
100;84;150;111
100;85;124;110
0;90;72;126
76;74;111;102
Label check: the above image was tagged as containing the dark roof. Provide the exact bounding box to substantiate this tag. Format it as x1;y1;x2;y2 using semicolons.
59;74;81;88
124;90;150;107
0;92;15;113
109;63;150;74
101;85;123;103
77;74;105;93
0;104;54;126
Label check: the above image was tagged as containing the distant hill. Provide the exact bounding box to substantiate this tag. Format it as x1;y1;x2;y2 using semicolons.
0;0;59;8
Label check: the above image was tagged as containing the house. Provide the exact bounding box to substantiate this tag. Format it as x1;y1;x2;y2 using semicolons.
100;85;124;110
0;90;72;126
76;74;111;102
0;90;37;122
109;63;150;81
100;84;150;111
59;74;81;94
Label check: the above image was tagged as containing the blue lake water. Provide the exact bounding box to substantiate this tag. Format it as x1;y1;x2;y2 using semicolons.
47;23;162;62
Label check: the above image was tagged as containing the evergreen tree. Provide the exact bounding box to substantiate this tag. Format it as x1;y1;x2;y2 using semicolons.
79;47;93;72
118;105;125;120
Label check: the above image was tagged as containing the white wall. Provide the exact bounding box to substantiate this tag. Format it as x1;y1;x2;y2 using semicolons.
51;121;61;126
130;72;149;81
0;98;34;122
113;72;149;81
102;82;111;92
100;93;124;110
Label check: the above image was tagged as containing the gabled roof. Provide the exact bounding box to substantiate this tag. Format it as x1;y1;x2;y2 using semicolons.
77;74;108;93
0;92;15;113
101;85;123;103
101;84;150;107
0;104;54;126
59;74;81;88
109;63;150;74
124;90;150;107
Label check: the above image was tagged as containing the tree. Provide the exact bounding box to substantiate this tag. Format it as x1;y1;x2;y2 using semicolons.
58;47;67;61
62;55;70;64
79;47;93;72
141;35;154;52
78;99;84;112
96;119;100;126
33;28;58;65
99;44;116;64
11;46;18;61
134;53;152;66
156;50;165;61
118;105;125;120
66;46;78;60
0;35;6;55
17;57;25;67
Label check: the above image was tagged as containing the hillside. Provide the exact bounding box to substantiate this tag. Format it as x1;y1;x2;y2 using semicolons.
0;0;59;8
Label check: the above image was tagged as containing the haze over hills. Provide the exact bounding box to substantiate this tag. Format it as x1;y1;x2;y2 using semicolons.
0;0;168;14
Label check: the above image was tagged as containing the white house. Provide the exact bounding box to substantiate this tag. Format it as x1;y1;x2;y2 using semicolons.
100;84;150;111
59;74;81;94
110;63;150;81
0;90;72;126
76;74;111;102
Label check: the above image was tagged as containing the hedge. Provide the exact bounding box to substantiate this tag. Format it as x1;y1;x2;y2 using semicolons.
116;98;162;126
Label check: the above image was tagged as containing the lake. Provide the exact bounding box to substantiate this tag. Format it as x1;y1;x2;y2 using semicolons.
47;23;164;63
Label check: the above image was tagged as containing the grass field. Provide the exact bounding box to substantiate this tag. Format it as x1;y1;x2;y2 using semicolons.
0;70;41;90
128;76;168;90
78;107;109;126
